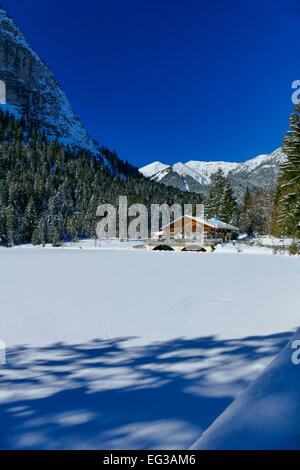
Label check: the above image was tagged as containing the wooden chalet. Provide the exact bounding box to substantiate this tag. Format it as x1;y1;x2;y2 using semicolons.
152;215;239;242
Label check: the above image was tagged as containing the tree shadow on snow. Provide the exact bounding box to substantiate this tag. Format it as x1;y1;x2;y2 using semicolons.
0;331;292;449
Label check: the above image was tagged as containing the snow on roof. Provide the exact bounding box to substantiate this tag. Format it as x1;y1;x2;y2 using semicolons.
161;215;239;231
205;218;239;231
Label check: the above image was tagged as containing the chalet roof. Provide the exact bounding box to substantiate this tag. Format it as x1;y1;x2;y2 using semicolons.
161;214;239;231
205;218;239;231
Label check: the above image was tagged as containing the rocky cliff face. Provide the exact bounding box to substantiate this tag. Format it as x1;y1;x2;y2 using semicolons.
0;5;98;152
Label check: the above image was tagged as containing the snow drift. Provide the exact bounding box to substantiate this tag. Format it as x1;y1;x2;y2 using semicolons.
191;327;300;450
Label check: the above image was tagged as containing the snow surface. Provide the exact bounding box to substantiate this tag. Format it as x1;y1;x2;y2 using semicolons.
0;244;299;449
171;162;202;180
191;327;300;449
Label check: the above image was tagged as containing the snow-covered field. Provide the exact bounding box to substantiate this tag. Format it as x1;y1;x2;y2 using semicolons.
0;243;299;449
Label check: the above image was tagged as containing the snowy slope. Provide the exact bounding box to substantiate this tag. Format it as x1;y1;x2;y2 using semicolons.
186;161;239;184
139;161;169;177
237;147;286;173
172;162;202;180
229;147;286;180
0;6;98;153
191;327;300;450
151;163;204;192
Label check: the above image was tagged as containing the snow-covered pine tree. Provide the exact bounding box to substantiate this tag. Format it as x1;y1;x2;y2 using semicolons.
66;216;78;242
239;187;252;233
219;181;237;224
0;195;6;244
31;217;46;246
206;168;227;218
276;104;300;237
21;198;37;242
5;203;15;247
206;169;237;223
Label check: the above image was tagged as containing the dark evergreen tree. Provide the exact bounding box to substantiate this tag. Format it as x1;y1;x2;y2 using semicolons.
206;169;237;223
6;203;15;247
239;187;252;234
206;169;227;218
275;104;300;238
219;181;237;224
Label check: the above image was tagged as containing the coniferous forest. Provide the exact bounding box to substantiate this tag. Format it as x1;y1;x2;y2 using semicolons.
0;110;202;246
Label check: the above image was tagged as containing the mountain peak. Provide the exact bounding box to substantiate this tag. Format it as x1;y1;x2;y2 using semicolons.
139;161;169;177
0;5;98;153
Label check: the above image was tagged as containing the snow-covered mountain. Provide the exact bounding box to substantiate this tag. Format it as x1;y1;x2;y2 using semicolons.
139;161;169;178
186;161;240;185
0;6;98;153
140;148;286;197
226;147;286;197
147;162;207;193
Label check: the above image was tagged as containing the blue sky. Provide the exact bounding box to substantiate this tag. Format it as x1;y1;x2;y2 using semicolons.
1;0;300;167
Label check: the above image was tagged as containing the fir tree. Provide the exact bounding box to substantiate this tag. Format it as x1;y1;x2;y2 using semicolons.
239;187;252;234
276;104;300;237
206;169;227;218
219;181;237;224
6;203;15;247
206;169;237;223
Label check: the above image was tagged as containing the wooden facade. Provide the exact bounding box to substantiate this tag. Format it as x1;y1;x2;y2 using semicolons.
152;215;238;241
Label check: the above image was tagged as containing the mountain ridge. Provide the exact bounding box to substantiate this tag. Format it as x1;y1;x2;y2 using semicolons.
139;147;286;198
